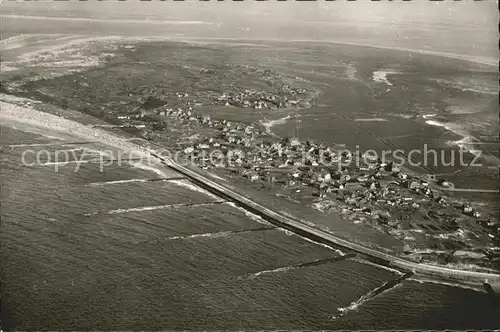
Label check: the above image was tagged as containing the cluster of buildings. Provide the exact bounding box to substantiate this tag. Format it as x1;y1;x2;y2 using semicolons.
111;80;312;134
118;102;496;233
215;89;305;109
107;88;498;265
157;106;490;227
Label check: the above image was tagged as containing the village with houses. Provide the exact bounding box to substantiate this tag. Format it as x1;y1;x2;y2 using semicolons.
101;86;500;272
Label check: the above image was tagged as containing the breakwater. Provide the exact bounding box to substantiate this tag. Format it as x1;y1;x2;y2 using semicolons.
294;253;357;269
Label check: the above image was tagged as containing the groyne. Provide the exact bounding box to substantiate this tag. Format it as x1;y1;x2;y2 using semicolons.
152;153;500;293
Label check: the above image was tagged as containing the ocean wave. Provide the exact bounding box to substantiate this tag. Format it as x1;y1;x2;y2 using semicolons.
350;257;404;275
128;162;169;177
39;159;98;166
88;178;150;186
169;178;221;200
225;202;272;226
85;201;222;216
158;227;274;243
407;277;483;293
299;234;346;256
244;266;293;280
164;230;233;241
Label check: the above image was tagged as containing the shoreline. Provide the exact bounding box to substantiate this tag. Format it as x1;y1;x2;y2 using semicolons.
0;32;497;68
1;100;499;292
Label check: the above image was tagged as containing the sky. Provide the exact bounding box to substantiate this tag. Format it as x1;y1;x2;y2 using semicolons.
1;0;498;60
